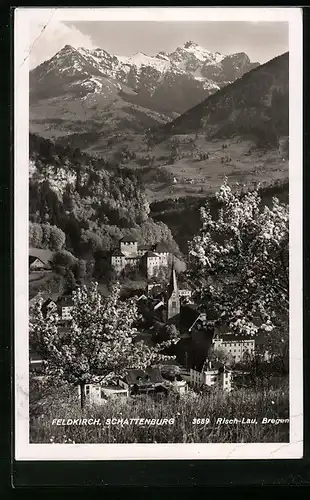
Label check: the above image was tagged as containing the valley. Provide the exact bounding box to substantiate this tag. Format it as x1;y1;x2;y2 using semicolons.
29;41;260;149
29;46;289;211
24;15;295;450
118;134;288;202
28;44;290;270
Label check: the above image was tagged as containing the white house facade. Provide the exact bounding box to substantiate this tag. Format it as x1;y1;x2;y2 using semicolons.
212;335;255;364
190;366;232;392
110;237;179;278
78;383;129;405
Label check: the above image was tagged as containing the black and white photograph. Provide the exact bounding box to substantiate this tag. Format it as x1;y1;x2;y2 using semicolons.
14;7;302;460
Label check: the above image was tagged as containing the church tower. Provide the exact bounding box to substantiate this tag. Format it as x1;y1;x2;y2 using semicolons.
167;264;180;320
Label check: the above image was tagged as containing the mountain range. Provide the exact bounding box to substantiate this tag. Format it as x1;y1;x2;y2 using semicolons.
154;51;289;144
29;41;259;151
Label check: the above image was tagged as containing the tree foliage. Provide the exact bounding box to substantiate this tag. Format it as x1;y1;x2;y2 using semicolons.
30;282;177;408
188;179;289;340
29;222;66;251
52;250;78;270
29;134;179;259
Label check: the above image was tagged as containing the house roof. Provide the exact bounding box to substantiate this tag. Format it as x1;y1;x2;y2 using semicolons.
145;366;164;383
125;367;164;386
216;334;255;342
149;284;165;296
29;255;44;265
42;298;58;311
179;304;200;331
144;251;157;258
29;248;54;266
137;294;148;301
120;235;137;243
193;358;227;373
57;294;73;307
30;293;60;308
154;300;165;311
152;242;170;254
111;249;125;257
42;292;61;303
29;351;43;361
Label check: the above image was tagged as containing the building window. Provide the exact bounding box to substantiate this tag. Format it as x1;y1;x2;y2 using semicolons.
85;385;90;396
100;388;106;399
172;301;177;308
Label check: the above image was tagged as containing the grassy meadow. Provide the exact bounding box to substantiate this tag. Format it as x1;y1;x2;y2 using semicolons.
30;378;289;444
118;134;289;202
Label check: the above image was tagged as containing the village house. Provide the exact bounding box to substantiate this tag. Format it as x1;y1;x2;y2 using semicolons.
110;236;185;278
178;288;193;300
141;267;215;371
77;368;188;406
38;293;74;321
190;360;233;393
212;333;255;364
57;294;74;321
168;376;188;395
41;294;59;317
29;248;54;271
78;383;129;405
118;367;167;396
29;256;48;271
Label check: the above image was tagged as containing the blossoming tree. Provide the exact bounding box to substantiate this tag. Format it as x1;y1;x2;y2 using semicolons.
188;179;289;347
30;282;177;408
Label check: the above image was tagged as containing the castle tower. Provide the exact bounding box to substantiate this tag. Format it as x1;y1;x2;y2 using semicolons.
120;236;138;256
167;264;180;320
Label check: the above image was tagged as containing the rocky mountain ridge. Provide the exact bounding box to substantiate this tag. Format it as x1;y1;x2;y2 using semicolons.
153;52;289;145
30;41;259;114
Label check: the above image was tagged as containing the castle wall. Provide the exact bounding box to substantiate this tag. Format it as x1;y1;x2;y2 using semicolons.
111;240;183;279
120;241;138;256
111;256;140;274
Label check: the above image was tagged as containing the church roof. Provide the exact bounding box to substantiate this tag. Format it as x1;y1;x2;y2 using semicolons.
167;265;178;298
179;305;200;331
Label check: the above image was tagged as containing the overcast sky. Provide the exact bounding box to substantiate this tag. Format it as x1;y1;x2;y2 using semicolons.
29;20;288;69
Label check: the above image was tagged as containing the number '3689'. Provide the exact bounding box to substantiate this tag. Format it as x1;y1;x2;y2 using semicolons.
192;418;210;425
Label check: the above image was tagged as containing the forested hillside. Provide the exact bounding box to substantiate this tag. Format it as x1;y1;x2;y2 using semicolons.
29;134;180;258
151;179;289;253
154;52;288;148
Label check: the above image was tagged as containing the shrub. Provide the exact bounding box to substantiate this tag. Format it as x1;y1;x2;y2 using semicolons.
52;250;78;270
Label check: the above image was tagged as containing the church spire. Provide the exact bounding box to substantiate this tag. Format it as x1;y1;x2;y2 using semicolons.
168;263;178;295
167;263;180;320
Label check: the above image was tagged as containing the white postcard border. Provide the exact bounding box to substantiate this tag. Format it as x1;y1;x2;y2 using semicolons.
14;7;303;461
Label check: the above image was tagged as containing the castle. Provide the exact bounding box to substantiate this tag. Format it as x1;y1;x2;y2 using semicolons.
111;236;185;278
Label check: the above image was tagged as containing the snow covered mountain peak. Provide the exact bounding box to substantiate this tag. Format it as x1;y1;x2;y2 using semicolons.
170;41;226;66
183;40;198;48
30;41;260;116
